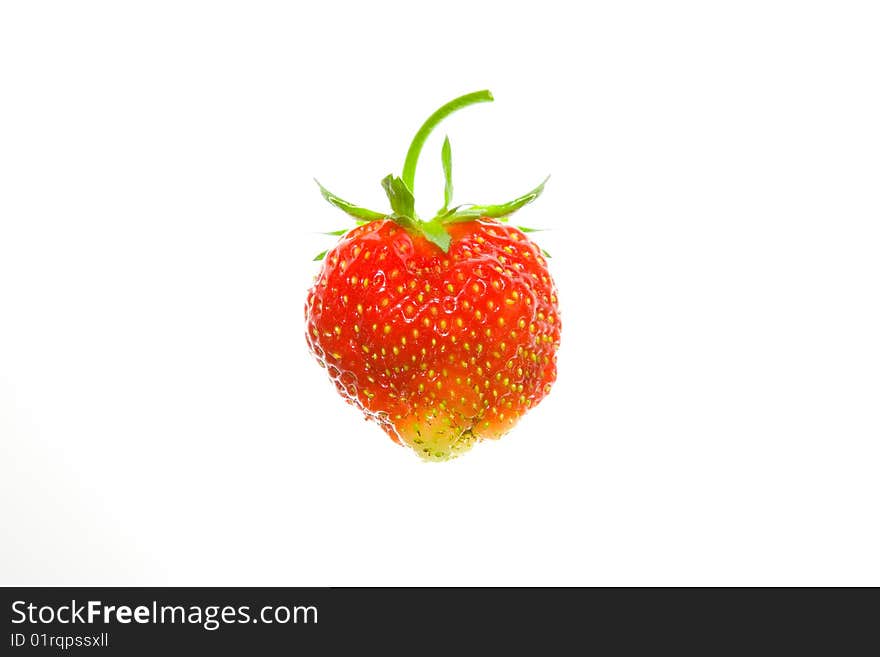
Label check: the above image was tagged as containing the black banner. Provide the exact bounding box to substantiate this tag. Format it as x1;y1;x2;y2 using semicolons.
0;587;873;653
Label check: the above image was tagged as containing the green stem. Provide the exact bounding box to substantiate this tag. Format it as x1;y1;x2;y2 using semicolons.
400;90;494;198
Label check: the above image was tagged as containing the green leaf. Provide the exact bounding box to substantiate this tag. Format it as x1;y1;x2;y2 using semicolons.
313;249;328;261
314;179;386;222
388;213;419;232
381;174;416;218
516;226;544;233
541;248;552;259
441;135;453;211
440;176;550;224
420;220;452;253
323;228;349;236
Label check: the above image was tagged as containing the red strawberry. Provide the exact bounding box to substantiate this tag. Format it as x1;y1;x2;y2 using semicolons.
306;91;560;461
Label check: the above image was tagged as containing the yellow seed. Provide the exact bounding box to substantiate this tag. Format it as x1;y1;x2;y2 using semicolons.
383;325;391;334
333;326;341;335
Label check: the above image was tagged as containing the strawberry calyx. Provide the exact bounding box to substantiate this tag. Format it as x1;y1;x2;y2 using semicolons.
314;90;549;257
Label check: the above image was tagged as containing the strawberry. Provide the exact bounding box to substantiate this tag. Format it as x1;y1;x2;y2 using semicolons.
306;91;560;461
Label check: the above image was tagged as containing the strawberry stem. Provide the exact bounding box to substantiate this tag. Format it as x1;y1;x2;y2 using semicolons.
401;90;494;198
315;90;547;256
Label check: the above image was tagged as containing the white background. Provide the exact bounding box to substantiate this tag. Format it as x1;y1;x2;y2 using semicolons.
1;1;878;586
